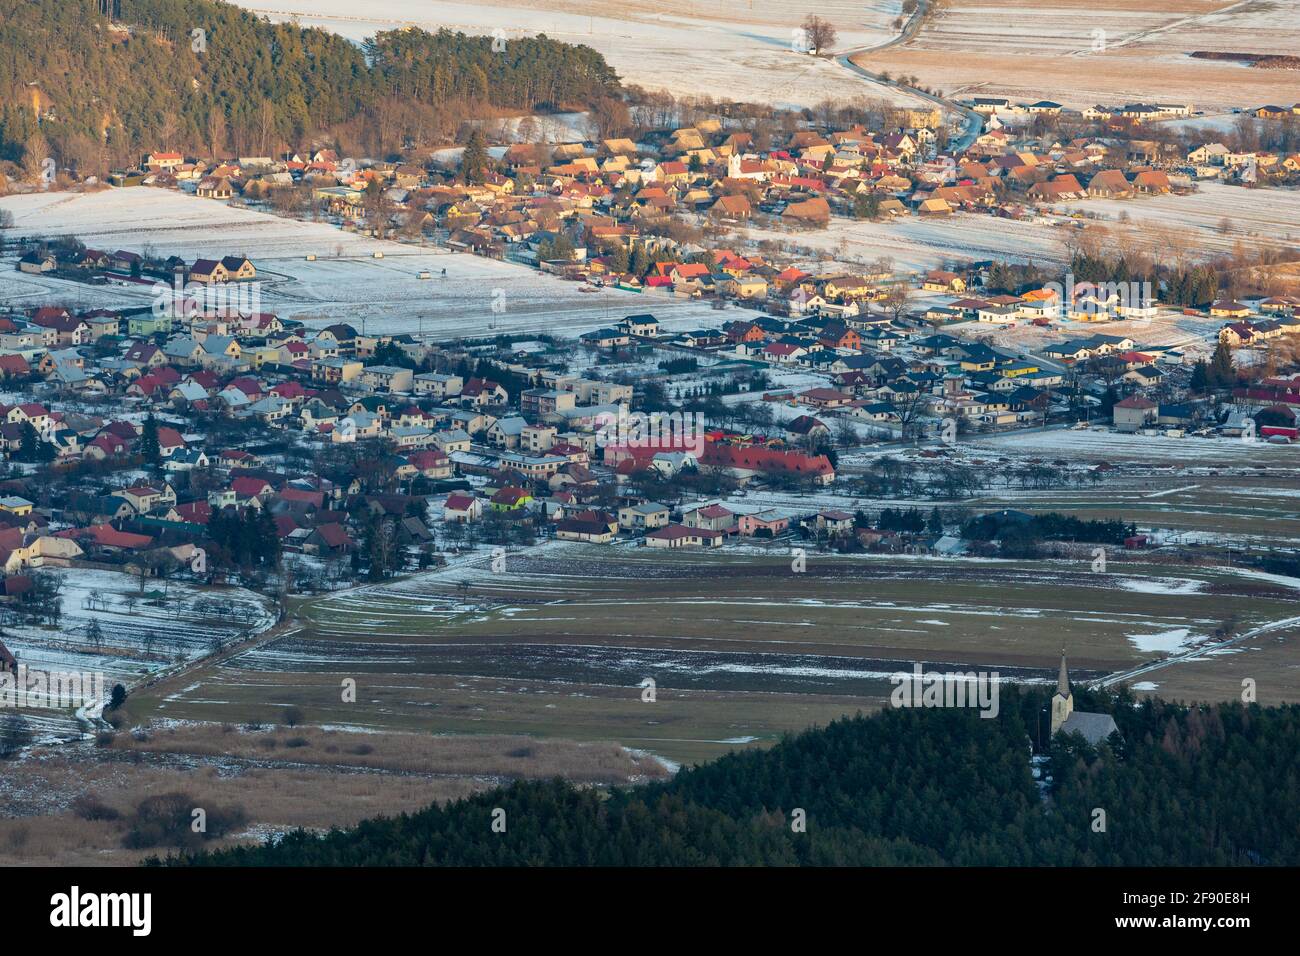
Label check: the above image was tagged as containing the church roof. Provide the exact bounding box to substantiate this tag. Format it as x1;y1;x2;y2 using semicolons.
1059;712;1119;745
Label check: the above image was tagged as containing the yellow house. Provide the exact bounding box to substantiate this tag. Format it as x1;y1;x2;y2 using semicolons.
0;495;33;516
490;487;533;511
248;345;282;369
723;275;769;300
819;275;877;300
922;271;966;293
221;256;257;281
189;259;229;284
1210;300;1251;318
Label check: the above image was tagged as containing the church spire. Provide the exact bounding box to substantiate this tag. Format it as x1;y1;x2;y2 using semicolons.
1057;649;1069;697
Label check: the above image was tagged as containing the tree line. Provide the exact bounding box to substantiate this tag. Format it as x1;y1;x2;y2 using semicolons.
160;686;1300;866
0;1;620;177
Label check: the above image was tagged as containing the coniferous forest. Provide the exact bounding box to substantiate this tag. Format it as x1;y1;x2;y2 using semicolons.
165;687;1300;866
0;0;620;175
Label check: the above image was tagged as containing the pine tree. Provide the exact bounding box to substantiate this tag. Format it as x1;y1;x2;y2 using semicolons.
140;413;160;465
460;129;489;185
1189;360;1210;393
927;507;944;535
1209;340;1236;387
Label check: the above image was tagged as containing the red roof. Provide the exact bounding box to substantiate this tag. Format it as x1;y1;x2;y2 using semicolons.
491;487;531;505
231;476;272;498
84;525;153;550
174;501;212;524
278;486;325;507
701;443;834;478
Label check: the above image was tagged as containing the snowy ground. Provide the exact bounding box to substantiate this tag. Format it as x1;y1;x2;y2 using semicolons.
0;189;747;338
3;568;274;740
857;0;1300;112
727;210;1072;272
231;0;922;110
1044;182;1300;258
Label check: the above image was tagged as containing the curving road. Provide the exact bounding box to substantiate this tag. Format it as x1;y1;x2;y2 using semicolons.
832;1;983;154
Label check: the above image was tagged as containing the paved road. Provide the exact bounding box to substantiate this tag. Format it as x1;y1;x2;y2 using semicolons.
1094;614;1300;689
832;1;983;154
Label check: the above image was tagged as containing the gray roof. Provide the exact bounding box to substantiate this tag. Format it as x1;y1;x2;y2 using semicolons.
1059;712;1119;745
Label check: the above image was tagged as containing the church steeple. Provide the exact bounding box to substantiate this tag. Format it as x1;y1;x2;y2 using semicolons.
1050;649;1074;736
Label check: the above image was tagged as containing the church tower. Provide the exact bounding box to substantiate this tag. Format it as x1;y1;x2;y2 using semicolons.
1050;650;1074;736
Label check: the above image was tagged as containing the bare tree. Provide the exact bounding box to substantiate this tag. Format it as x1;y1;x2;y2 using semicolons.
801;15;838;54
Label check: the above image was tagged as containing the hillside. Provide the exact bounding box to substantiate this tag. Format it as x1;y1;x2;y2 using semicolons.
0;0;619;176
166;686;1300;866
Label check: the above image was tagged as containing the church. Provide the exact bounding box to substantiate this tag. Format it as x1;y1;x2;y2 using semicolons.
1050;651;1120;744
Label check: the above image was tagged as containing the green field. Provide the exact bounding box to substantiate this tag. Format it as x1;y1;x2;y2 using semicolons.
132;546;1300;764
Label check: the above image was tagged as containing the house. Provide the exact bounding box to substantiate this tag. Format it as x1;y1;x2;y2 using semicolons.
555;514;619;543
442;493;482;522
786;416;830;442
580;328;631;349
18;251;56;274
681;503;736;532
810;510;855;534
490;487;533;512
619;314;659;337
737;510;790;537
189;259;230;284
1217;322;1257;347
1210;300;1251;319
414;373;464;399
304;522;354;555
922;271;966;293
644;524;725;549
360;365;414;393
1087;170;1131;198
1112;395;1157;431
782;197;831;224
617;501;671;531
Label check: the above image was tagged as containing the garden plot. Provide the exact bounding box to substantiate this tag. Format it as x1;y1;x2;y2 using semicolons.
2;568;274;739
0;189;741;338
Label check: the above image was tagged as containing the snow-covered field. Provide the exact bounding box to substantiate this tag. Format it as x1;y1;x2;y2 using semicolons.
731;183;1300;274
858;0;1300;111
0;189;744;337
3;568;274;740
967;427;1300;465
232;0;922;109
1046;183;1300;258
729;210;1071;271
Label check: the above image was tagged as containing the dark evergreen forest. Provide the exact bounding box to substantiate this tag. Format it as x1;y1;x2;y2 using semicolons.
164;686;1300;866
0;0;619;174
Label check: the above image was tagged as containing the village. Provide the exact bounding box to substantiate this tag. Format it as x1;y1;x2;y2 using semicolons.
2;0;1300;886
1;99;1299;627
